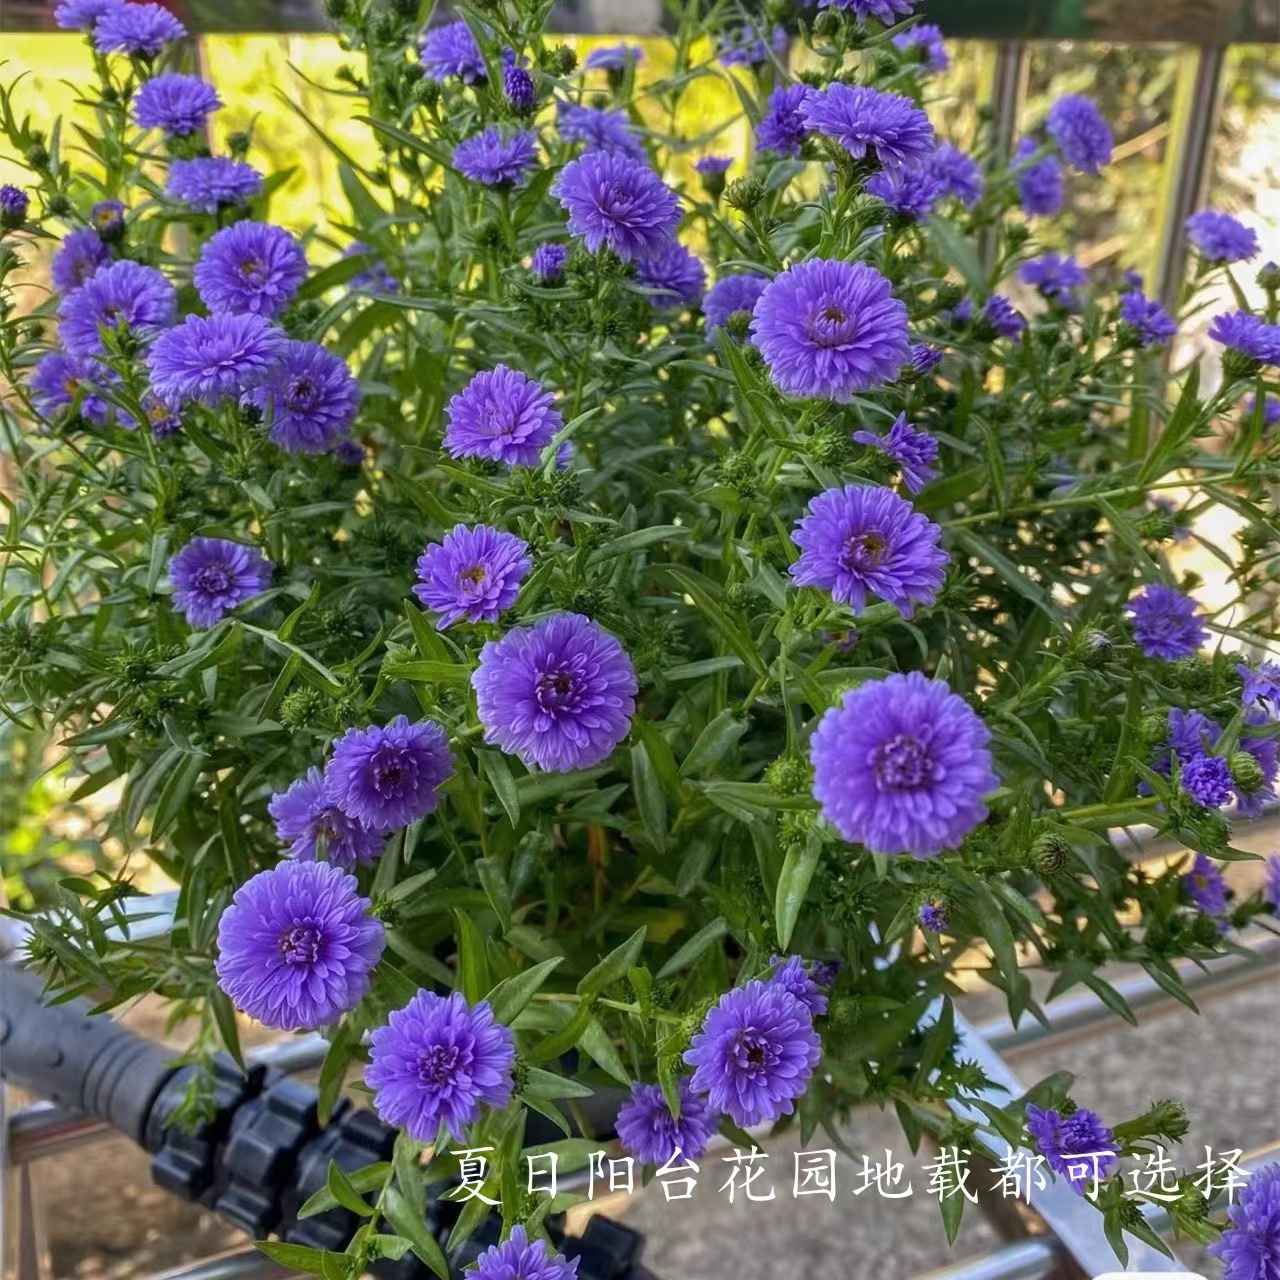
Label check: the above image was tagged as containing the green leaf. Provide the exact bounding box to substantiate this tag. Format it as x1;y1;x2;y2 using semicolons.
382;1187;448;1280
656;566;768;677
317;1019;360;1125
299;1161;390;1218
474;857;512;934
631;742;668;852
927;214;986;291
577;926;647;998
656;916;728;979
208;987;244;1069
487;956;564;1023
453;910;490;1003
256;1242;332;1275
325;1160;375;1216
477;749;520;827
774;830;822;950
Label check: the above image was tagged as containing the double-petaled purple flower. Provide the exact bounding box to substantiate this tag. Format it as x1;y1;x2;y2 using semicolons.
531;242;568;283
1186;209;1258;263
930;143;984;207
555;101;646;160
1013;138;1064;217
58;259;176;357
366;991;515;1142
194;221;307;318
1239;661;1280;711
245;339;359;454
636;242;706;308
132;73;221;137
420;20;486;83
615;1079;718;1165
413;523;531;629
169;536;273;628
584;43;643;73
444;365;562;467
1119;290;1177;347
268;767;385;868
54;0;120;30
473;613;637;772
821;0;916;23
790;484;947;616
751;259;909;401
866;162;944;220
983;294;1027;341
51;228;110;294
324;716;454;831
1126;583;1207;660
1208;1160;1280;1280
0;185;29;229
1021;253;1087;306
852;414;939;493
802;84;934;173
29;351;110;423
756;84;808;157
93;1;185;55
892;23;949;72
1181;755;1234;809
454;128;539;187
718;24;788;68
1210;312;1280;364
1153;707;1277;819
810;671;997;857
167;157;263;213
1183;852;1231;922
1025;1105;1118;1194
1045;95;1112;173
909;342;944;374
704;274;767;334
148;313;286;408
472;1228;577;1280
768;955;828;1017
551;151;681;261
215;861;385;1031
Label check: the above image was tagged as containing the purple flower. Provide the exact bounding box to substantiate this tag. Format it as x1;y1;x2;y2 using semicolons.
194;221;307;318
168;536;272;628
1238;719;1279;819
1186;209;1258;264
751;259;908;401
635;242;706;308
1245;393;1280;427
909;342;944;373
866;162;945;221
919;901;948;933
504;63;536;113
1025;1105;1118;1193
334;437;364;466
555;101;645;160
930;143;984;207
768;954;828;1017
1020;253;1087;305
0;185;29;228
366;991;515;1142
93;2;185;55
1126;583;1207;661
695;155;732;176
341;242;399;294
134;392;179;436
756;84;808;157
718;24;788;68
810;958;843;989
1181;754;1233;808
616;1080;718;1165
132;73;221;137
801;84;935;173
810;671;997;857
790;484;947;615
1152;708;1277;818
531;242;568;282
1210;312;1280;364
246;339;360;454
420;20;486;83
1265;858;1280;913
983;294;1026;340
1184;852;1231;919
1013;138;1064;217
29;351;109;423
471;1227;577;1280
584;43;643;72
58;259;176;357
1239;661;1280;710
551;151;681;262
1119;290;1177;347
852;414;939;493
683;980;821;1128
1208;1161;1280;1280
453;127;539;187
166;157;263;213
892;23;949;72
820;0;916;23
51;228;110;294
54;0;120;30
444;365;562;467
1045;95;1112;173
268;767;384;869
413;523;531;629
147;313;286;408
324;716;455;831
215;861;385;1031
90;200;126;240
473;613;637;772
704;274;768;334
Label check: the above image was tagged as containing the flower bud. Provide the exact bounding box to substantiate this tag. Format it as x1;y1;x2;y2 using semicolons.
765;754;813;797
1139;711;1170;746
545;44;577;76
1032;833;1071;877
812;7;842;37
0;185;29;229
1230;750;1264;795
1222;348;1261;381
1137;508;1176;541
45;193;72;218
725;175;766;214
1175;806;1231;854
1257;260;1280;291
24;142;49;169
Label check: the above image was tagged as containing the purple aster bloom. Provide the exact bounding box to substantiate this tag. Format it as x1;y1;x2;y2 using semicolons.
1239;661;1280;710
616;1080;718;1166
909;342;945;373
1238;717;1280;819
683;980;821;1128
166;157;263;213
751;259;909;400
1210;312;1280;364
268;767;385;869
1184;852;1231;920
949;298;975;326
134;391;179;437
420;21;486;83
719;24;788;68
472;1228;577;1280
636;242;706;308
1123;268;1144;290
1045;95;1112;173
341;242;399;294
1020;253;1087;306
919;901;948;933
551;151;681;262
29;351;109;422
768;954;828;1017
245;339;360;454
453;127;539;187
194;221;307;319
1266;858;1280;912
820;0;915;22
704;274;768;334
584;43;643;72
1209;1161;1280;1280
1186;209;1259;264
810;958;843;988
147;313;286;408
504;63;536;113
695;155;732;176
473;613;637;772
334;437;364;466
93;2;186;56
852;414;939;493
756;84;809;157
801;84;935;173
791;484;947;616
1025;1105;1118;1193
51;228;110;294
54;0;121;30
1126;583;1208;661
444;365;562;467
366;991;515;1142
413;523;531;629
90;199;126;240
866;162;945;220
168;536;272;628
215;861;385;1032
1153;708;1221;780
930;143;984;208
1119;290;1177;347
58;259;176;358
1181;754;1234;808
0;185;29;228
1245;393;1280;427
530;242;568;283
892;23;949;72
555;101;646;160
1013;138;1064;217
132;73;221;137
810;671;997;857
324;715;454;831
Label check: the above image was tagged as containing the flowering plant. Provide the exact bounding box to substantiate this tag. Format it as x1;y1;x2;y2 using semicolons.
3;0;1280;1274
